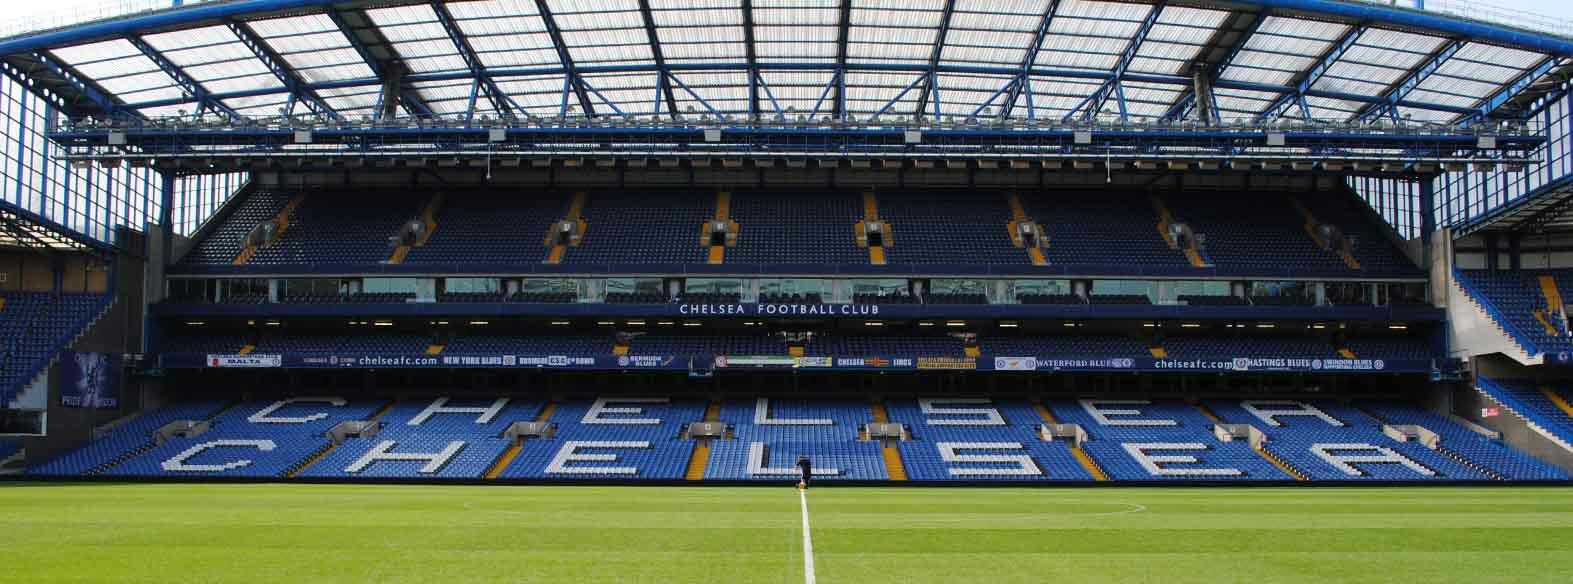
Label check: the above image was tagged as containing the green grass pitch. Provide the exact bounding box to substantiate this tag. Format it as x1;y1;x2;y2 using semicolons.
4;483;1573;583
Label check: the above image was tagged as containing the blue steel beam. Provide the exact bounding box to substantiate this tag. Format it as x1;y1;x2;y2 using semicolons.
324;8;435;119
533;0;596;118
115;61;1488;117
126;35;240;119
1463;55;1559;126
430;1;525;121
23;51;128;118
1065;1;1165;123
1158;10;1267;123
1354;38;1465;123
227;21;341;120
636;0;680;119
912;0;958;120
1257;24;1364;122
999;0;1061;120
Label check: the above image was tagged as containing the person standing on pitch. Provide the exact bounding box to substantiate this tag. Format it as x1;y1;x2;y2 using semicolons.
796;455;812;489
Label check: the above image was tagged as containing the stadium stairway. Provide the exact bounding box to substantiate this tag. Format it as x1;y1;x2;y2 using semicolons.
1035;402;1108;481
685;402;722;480
1291;198;1361;270
386;192;445;265
856;191;888;265
544;192;589;265
288;402;398;478
1151;196;1211;268
233;194;304;265
870;401;907;481
486;402;556;480
1004;193;1048;266
703;191;738;265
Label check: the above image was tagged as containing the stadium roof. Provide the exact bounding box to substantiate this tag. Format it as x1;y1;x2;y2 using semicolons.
2;0;1571;127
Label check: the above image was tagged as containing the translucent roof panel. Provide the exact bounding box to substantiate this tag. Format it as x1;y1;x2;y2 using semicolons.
1127;6;1230;75
447;0;563;70
49;39;187;105
936;0;1049;69
142;26;284;98
365;4;471;75
1034;0;1156;73
1095;80;1181;120
494;74;572;116
752;0;839;64
316;84;385;119
1213;87;1281;119
547;0;655;68
650;0;746;65
1220;16;1352;87
1010;75;1105;119
669;71;750;114
844;71;927;117
933;73;1015;118
247;14;376;86
1405;42;1546;113
846;0;945;66
1309;28;1445;99
411;78;498;118
578;72;661;116
756;71;836;115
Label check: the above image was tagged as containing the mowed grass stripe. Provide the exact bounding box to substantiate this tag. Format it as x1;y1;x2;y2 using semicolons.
3;484;1573;583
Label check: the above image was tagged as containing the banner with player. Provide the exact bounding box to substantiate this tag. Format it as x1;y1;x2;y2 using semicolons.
58;351;121;409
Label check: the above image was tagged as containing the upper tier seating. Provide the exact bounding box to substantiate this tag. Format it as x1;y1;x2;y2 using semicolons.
403;193;564;265
1;292;112;406
727;191;866;265
244;191;429;266
877;192;1026;266
1023;193;1190;271
173;189;1420;277
562;191;711;265
176;190;293;267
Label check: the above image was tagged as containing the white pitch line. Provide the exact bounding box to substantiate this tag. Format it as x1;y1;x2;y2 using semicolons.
798;488;816;584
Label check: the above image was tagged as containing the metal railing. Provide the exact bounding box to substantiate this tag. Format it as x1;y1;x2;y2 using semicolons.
56;112;1534;137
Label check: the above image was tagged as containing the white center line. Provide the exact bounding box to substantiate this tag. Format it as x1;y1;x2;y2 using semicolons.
799;488;816;584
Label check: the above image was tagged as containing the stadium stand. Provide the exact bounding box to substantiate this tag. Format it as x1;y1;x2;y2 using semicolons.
888;398;1091;481
499;398;705;480
1474;377;1573;449
28;395;1560;483
1206;400;1489;481
169;189;1421;278
705;398;886;481
1455;269;1573;355
1048;399;1290;481
1;292;114;407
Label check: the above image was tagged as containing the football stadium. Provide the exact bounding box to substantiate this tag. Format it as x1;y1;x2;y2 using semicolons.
3;0;1573;581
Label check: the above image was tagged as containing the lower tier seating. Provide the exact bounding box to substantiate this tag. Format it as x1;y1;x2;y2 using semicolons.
29;395;1564;482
